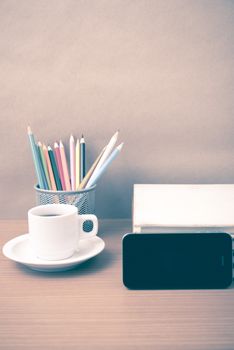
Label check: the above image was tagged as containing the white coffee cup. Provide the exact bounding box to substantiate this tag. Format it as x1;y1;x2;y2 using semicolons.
28;204;98;260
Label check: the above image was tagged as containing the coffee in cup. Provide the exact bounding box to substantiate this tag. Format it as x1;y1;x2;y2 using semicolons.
28;204;98;260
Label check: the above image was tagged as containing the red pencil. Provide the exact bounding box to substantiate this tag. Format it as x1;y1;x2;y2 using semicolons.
59;140;71;191
54;142;66;191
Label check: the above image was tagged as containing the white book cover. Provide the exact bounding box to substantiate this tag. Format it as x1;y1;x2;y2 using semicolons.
133;184;234;235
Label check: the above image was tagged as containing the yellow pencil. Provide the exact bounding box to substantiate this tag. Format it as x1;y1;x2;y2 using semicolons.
38;142;51;190
78;147;106;189
75;138;80;189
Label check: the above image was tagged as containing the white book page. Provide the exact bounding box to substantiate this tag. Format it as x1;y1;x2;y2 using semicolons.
133;184;234;228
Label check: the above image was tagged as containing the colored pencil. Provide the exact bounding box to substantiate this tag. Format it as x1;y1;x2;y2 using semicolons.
80;135;86;181
27;126;45;189
78;146;106;189
59;140;71;191
48;146;62;190
70;135;76;190
54;142;66;190
86;143;124;188
43;144;57;191
88;130;119;184
38;141;51;190
36;143;49;190
75;138;80;189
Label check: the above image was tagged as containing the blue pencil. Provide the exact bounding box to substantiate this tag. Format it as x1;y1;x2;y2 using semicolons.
27;126;45;189
86;143;124;188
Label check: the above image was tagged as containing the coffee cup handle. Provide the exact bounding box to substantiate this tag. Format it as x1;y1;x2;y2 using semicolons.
78;214;98;239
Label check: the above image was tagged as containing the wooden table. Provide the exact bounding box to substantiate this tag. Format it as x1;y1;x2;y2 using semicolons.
1;219;234;350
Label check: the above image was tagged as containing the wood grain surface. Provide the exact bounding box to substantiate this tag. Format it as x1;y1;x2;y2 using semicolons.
1;219;234;350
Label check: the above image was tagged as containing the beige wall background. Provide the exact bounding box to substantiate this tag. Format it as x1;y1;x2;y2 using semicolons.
0;0;234;219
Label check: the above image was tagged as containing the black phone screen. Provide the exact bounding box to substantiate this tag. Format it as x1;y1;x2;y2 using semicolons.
122;233;232;289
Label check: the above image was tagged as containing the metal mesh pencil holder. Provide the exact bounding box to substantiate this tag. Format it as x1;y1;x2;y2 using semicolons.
34;184;96;231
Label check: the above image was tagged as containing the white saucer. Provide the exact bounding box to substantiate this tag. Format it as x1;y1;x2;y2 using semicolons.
2;234;105;272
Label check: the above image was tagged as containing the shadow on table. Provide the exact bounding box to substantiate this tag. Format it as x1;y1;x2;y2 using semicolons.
15;248;115;278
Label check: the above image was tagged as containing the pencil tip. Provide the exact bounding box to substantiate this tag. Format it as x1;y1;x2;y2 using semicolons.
27;126;32;134
38;141;42;146
59;140;63;147
54;142;58;147
118;142;124;150
112;130;119;138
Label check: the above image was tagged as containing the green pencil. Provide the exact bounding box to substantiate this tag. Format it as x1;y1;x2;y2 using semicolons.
48;146;62;190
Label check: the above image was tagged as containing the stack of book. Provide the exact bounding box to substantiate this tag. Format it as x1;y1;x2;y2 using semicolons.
133;184;234;240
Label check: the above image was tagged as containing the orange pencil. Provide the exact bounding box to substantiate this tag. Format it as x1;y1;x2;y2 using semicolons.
78;146;106;189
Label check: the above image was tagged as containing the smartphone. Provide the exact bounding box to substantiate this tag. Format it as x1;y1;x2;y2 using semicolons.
122;232;233;289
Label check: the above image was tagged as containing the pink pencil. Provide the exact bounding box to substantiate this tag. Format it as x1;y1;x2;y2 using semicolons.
70;135;76;190
43;144;57;191
54;142;66;191
59;140;71;191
